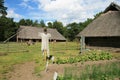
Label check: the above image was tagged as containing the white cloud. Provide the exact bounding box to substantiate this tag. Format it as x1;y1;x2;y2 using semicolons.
28;0;120;25
19;2;34;10
19;0;35;10
37;0;83;12
7;9;23;21
34;0;94;25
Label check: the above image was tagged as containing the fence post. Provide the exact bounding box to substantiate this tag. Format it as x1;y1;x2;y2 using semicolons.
80;36;85;53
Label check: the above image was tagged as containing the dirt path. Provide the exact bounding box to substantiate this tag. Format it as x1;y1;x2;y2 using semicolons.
8;62;39;80
8;61;71;80
7;59;118;80
39;63;72;80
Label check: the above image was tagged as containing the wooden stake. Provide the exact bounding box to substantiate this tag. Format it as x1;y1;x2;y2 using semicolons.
44;50;47;62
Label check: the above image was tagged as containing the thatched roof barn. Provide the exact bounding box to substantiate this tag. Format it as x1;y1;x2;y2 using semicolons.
77;2;120;48
17;26;66;42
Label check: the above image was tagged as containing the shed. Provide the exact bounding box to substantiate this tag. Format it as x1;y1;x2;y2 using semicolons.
77;2;120;48
17;26;66;42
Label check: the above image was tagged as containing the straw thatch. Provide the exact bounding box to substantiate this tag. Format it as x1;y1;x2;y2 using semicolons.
77;2;120;37
104;2;120;13
17;26;66;41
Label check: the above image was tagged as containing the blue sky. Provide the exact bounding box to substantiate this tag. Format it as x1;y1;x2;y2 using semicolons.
5;0;120;25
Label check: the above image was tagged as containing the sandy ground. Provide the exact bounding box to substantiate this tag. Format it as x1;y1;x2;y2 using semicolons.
8;62;39;80
7;59;119;80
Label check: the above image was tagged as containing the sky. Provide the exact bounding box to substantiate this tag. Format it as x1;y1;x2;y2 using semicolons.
5;0;120;25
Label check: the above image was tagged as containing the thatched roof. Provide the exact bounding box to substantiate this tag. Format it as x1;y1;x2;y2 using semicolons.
17;26;66;41
77;3;120;37
104;2;120;13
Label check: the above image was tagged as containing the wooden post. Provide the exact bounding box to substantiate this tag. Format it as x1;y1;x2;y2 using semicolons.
80;36;85;53
16;35;18;42
44;50;49;72
44;50;47;62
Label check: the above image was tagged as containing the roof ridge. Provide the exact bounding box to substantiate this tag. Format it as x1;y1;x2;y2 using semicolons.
104;2;120;13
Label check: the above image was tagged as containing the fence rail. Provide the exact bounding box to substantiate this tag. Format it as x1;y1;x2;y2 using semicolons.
0;42;28;53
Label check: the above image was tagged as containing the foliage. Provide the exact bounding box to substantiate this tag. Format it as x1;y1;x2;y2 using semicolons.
94;12;103;19
47;20;65;36
40;20;46;27
47;22;53;28
18;19;46;27
57;61;120;80
47;18;94;41
32;20;39;27
0;0;7;16
66;22;80;41
18;19;26;25
0;16;19;41
19;18;34;26
52;20;64;35
56;50;113;64
65;18;93;41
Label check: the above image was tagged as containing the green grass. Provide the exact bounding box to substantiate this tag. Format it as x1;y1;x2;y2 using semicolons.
0;42;119;80
0;42;79;80
0;42;41;79
58;61;120;80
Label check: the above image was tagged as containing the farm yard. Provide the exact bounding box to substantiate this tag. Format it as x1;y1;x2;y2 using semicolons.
1;0;120;80
0;42;120;80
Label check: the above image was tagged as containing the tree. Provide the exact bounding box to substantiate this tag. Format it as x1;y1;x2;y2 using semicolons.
65;18;93;41
32;20;41;27
40;20;46;27
78;18;93;32
0;0;7;16
0;16;19;41
66;22;80;41
19;19;26;25
62;27;68;39
47;22;53;28
53;21;64;35
25;19;33;26
94;12;103;19
19;19;33;26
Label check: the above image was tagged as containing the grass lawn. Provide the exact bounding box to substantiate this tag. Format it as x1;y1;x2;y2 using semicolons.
0;42;120;80
0;42;79;79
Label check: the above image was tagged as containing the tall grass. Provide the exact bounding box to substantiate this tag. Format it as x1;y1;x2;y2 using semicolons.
58;61;120;80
